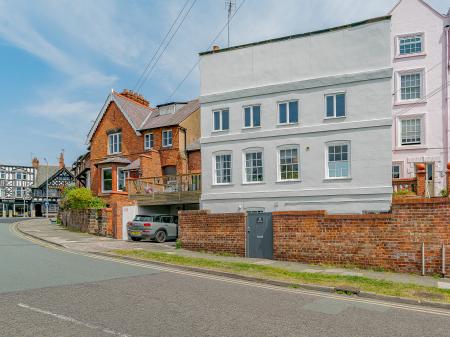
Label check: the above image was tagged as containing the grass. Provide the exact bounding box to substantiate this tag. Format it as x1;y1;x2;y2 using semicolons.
112;250;450;304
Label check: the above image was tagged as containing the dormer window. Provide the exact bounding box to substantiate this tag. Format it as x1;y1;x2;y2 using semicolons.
108;132;122;154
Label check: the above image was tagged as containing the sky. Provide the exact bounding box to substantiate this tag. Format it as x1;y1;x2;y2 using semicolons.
0;0;448;167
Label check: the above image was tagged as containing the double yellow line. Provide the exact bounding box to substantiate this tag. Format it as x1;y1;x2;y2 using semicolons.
10;222;450;318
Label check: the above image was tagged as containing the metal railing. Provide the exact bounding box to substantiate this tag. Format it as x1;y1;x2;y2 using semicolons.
128;173;201;196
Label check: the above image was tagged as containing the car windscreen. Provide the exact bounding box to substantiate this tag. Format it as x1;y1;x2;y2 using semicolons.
134;215;155;222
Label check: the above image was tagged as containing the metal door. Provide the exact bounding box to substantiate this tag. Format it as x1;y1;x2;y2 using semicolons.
426;163;434;197
246;212;273;259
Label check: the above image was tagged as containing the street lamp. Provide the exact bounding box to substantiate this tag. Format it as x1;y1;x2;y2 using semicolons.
44;158;49;218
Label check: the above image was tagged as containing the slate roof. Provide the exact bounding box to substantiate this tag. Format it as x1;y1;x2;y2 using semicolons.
139;99;200;131
186;139;200;151
123;158;140;171
32;166;61;188
112;92;156;129
95;157;131;166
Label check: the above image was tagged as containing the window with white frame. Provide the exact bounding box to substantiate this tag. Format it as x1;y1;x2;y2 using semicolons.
244;151;263;183
213;109;229;131
15;187;24;198
327;142;350;178
108;132;122;154
102;168;112;192
214;153;232;184
278;147;299;181
392;164;401;179
400;72;422;101
117;168;128;191
162;130;173;147
278;101;298;124
0;171;5;179
15;172;26;180
325;93;346;118
398;34;423;56
244;105;261;128
144;133;154;150
401;119;421;145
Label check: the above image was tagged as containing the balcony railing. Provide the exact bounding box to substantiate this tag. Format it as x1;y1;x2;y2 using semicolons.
128;173;201;205
393;178;417;194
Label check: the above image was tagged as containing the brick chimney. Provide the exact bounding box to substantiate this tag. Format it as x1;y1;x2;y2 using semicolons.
59;152;65;169
119;89;150;107
32;157;39;168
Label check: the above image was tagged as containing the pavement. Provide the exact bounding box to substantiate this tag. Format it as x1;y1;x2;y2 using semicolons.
16;218;450;289
1;217;450;336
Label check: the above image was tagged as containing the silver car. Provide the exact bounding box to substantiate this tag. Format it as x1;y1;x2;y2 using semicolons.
127;214;178;243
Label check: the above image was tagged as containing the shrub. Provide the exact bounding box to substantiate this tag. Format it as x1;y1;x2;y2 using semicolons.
175;239;182;249
61;187;106;210
393;189;415;196
440;188;449;197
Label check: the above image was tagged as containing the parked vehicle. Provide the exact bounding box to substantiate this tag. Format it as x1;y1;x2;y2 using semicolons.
127;214;178;243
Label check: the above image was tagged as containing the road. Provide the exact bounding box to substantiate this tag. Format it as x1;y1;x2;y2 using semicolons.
0;219;449;337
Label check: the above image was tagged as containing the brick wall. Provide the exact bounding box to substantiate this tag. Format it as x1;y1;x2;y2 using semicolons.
179;198;450;275
188;150;201;173
60;208;111;236
179;210;246;256
273;198;450;274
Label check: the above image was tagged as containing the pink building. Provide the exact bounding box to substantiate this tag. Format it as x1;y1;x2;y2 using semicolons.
390;0;449;196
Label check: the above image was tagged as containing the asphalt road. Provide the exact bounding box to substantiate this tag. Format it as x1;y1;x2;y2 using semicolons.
0;219;449;337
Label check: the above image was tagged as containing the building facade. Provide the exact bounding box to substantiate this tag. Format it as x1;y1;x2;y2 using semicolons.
83;89;201;238
390;0;450;196
199;17;393;214
0;162;36;217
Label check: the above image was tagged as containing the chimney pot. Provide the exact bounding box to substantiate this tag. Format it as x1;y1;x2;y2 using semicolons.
59;152;65;169
212;45;220;52
32;157;40;168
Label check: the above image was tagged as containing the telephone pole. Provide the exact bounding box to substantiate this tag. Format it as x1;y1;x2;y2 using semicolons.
225;0;236;47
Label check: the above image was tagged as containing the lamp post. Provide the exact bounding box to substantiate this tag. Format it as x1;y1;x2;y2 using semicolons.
44;158;49;218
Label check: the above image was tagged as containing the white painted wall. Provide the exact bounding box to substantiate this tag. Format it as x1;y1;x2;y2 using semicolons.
199;18;393;214
390;0;450;196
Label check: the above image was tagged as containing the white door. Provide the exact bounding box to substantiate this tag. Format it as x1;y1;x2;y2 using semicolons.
425;163;434;197
122;206;138;241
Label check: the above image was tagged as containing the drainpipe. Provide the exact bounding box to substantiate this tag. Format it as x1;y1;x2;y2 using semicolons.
444;25;450;178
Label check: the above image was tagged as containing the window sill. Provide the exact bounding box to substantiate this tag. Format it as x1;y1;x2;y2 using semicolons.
161;146;173;149
275;179;301;184
211;130;230;135
276;123;299;127
324;116;346;121
242;181;265;185
107;153;122;156
394;100;426;107
394;145;426;151
242;126;261;131
323;177;352;182
394;52;426;60
212;183;234;187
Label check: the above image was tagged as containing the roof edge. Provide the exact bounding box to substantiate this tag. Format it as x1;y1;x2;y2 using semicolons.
199;15;391;56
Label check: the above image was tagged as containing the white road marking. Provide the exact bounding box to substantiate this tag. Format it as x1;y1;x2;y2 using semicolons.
11;222;450;318
17;303;131;337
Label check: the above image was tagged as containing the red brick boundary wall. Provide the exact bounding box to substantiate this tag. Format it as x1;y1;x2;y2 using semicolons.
60;208;111;237
179;210;246;256
179;198;450;275
274;197;450;274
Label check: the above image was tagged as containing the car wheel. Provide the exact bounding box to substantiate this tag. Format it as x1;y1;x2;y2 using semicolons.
131;237;141;241
154;230;167;243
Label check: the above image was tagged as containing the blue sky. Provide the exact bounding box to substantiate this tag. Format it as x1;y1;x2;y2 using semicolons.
0;0;448;167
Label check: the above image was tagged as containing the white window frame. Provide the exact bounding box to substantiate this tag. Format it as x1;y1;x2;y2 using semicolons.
324;92;346;119
395;69;425;104
278;100;299;125
325;141;351;179
277;145;300;182
396;33;424;57
101;167;113;193
144;133;154;150
0;171;5;179
212;108;230;132
117;167;128;191
213;151;233;185
162;130;173;147
15;186;23;198
108;132;122;155
398;117;424;147
392;162;403;179
243;105;261;129
242;148;264;184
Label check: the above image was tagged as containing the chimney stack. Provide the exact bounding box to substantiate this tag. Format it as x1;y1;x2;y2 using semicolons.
59;152;65;169
32;157;39;168
119;89;150;107
212;45;220;52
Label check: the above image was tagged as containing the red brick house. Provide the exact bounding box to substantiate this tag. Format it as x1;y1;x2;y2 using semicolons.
80;89;201;238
